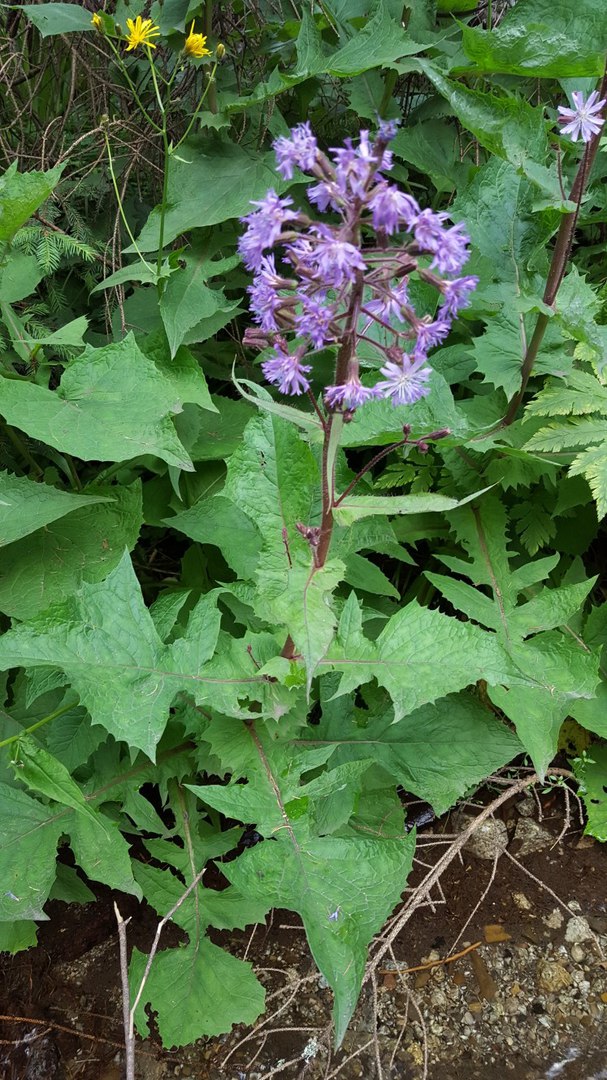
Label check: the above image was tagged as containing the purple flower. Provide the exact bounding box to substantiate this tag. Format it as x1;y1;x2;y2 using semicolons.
430;223;470;275
368;183;419;235
301;225;366;287
413;208;449;251
325;373;376;409
366;279;410;324
376;118;400;142
439;275;479;316
295;295;336;348
558;90;606;143
376;356;432;406
274;122;319;179
261;343;311;395
248;255;288;331
239;191;297;270
414;317;451;358
307;179;344;213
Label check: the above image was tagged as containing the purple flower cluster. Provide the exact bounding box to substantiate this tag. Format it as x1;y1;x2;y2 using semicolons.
239;121;478;409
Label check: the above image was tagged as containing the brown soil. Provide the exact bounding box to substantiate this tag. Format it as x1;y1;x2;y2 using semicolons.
1;788;607;1080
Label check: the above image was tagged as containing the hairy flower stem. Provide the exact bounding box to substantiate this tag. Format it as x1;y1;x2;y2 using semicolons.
503;64;607;427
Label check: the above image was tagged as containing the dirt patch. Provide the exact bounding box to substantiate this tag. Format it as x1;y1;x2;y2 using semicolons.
1;787;607;1079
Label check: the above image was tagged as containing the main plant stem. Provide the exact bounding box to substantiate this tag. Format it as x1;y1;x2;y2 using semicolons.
503;64;607;426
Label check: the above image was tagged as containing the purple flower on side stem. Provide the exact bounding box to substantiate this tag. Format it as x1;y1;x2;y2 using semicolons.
414;317;451;358
368;183;419;235
430;223;470;275
295;295;336;348
439;275;479;317
248;255;291;331
376;355;432;407
366;279;410;324
558;90;606;143
261;343;312;395
274;122;319;179
325;373;377;410
239;191;297;270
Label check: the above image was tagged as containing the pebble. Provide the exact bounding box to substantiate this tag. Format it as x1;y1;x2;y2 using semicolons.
544;908;564;930
463;1011;476;1025
513;891;533;912
536;960;573;993
570;944;585;963
457;813;509;860
565;916;593;944
513;818;554;856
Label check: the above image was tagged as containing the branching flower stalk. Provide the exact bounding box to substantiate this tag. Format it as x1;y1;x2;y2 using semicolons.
240;121;478;578
503;72;607;426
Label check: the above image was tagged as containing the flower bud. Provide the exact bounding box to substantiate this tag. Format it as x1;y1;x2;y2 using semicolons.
216;42;225;59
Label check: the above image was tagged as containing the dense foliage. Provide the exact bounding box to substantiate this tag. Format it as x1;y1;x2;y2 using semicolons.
1;0;607;1052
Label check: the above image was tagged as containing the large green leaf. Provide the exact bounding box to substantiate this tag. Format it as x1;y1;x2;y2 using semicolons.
0;252;43;303
21;3;95;35
158;254;235;358
0;163;63;243
0;553;224;757
192;723;415;1046
576;745;607;842
420;61;547;169
461;0;607;78
313;684;522;815
333;488;491;525
131;140;292;253
327;0;425;76
0;471;109;547
0;482;142;619
0;334;196;470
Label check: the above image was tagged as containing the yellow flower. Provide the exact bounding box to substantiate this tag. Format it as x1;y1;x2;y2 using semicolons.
124;15;160;51
183;21;211;59
91;12;104;31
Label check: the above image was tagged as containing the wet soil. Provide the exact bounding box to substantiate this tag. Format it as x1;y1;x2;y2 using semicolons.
1;789;607;1080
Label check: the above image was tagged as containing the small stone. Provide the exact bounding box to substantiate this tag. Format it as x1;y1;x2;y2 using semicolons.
457;812;509;860
544;909;564;930
570;943;585;963
513;818;554;856
565;916;593;944
536;960;573;994
463;1011;476;1025
512;891;533;912
568;900;582;913
517;795;535;817
484;923;511;943
407;1042;424;1066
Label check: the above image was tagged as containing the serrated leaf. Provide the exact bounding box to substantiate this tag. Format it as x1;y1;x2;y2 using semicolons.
327;0;424;76
13;736;99;825
0;471;110;547
0;162;63;243
334;487;491;525
0;553;225;757
313;686;522;815
0;481;142;619
0;334;195;470
0;783;63;920
130;938;265;1047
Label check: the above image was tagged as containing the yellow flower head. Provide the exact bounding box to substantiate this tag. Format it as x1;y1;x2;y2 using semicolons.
91;12;104;31
125;15;160;51
184;22;211;59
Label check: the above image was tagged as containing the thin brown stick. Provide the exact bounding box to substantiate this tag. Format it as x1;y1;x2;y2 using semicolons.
378;938;482;977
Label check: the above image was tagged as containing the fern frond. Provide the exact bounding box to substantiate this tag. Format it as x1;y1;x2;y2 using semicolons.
524;370;607;418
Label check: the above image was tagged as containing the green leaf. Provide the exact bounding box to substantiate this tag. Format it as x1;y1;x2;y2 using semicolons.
130;937;265;1047
0;252;43;303
139;329;216;412
157;0;190;33
131;140;293;253
0;334;195;470
327;0;424;76
571;681;607;738
226;831;414;1046
21;3;95;35
334;488;492;525
174;395;254;461
489;683;569;778
169;495;261;579
340;368;467;447
49;862;95;904
0;783;63;920
0;162;63;243
13;735;100;825
68;813;142;896
419;61;547;168
461;0;607;78
471;311;572;398
0;553;224;757
0;919;38;953
159;256;234;358
575;744;607;842
0;471;110;547
0;481;142;620
315;685;522;815
325;594;514;721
